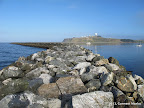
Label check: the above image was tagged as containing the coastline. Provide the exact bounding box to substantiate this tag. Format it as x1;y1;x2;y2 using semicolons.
0;44;143;107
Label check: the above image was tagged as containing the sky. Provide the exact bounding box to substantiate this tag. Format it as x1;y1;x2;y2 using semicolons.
0;0;144;42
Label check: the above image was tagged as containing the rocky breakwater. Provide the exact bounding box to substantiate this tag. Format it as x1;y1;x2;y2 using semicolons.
0;45;144;108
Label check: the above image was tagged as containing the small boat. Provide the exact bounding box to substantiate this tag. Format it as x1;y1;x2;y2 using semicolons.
136;42;142;47
86;42;91;45
136;44;142;47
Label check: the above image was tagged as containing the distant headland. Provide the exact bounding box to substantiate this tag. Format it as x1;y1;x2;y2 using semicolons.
63;35;144;44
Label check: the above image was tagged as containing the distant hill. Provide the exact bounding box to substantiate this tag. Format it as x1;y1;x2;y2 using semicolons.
63;36;144;43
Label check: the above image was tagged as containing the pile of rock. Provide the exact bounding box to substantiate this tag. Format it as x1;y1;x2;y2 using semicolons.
0;45;143;108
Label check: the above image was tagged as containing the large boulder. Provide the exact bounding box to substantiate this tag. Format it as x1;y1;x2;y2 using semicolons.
108;57;119;65
100;72;114;86
138;84;144;100
0;91;48;108
39;74;54;84
47;99;61;108
26;67;49;79
38;83;61;99
86;54;95;61
0;66;23;81
80;73;96;83
104;63;120;71
72;91;114;108
56;76;87;95
89;66;108;76
73;62;91;69
85;79;101;92
116;76;136;92
0;79;29;99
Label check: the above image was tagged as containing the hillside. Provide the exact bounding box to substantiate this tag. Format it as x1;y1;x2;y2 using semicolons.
63;36;143;43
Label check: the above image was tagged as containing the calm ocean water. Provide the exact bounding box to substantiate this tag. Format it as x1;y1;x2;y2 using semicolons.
0;43;45;70
0;43;144;78
82;43;144;78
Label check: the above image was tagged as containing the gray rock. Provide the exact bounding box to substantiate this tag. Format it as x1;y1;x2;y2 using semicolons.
127;74;137;91
89;66;108;76
28;78;43;93
26;67;49;79
45;56;54;64
72;91;114;108
86;54;95;61
79;68;86;75
133;74;144;85
73;62;91;69
0;79;29;99
138;84;144;100
110;86;124;99
47;99;61;108
92;56;104;62
80;73;96;83
101;72;114;86
39;74;54;84
104;63;120;71
31;53;39;61
85;79;101;92
0;66;23;80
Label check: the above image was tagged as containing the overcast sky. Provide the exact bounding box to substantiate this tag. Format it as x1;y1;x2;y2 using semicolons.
0;0;144;42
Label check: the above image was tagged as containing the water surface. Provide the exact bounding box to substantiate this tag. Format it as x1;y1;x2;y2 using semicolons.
82;43;144;78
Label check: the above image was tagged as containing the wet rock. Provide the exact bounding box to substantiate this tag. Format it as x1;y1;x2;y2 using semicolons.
47;98;61;108
85;79;101;92
117;76;135;92
95;59;109;66
73;62;91;69
38;83;61;99
26;67;49;79
104;63;120;71
56;76;87;95
72;91;114;108
0;79;29;99
101;72;114;86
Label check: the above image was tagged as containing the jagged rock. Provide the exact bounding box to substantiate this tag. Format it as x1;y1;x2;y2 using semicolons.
101;72;114;86
28;78;43;93
35;58;44;62
117;76;135;92
85;79;101;92
80;73;96;83
89;66;108;76
26;67;49;79
104;63;120;71
138;85;144;100
0;66;23;81
79;68;86;75
39;74;54;84
0;79;29;99
73;62;91;69
56;76;87;95
21;63;32;72
2;78;12;85
110;86;124;99
38;83;61;99
127;74;137;91
108;57;119;65
133;74;144;85
95;59;109;66
0;91;48;108
47;99;61;108
72;91;114;108
74;56;87;63
92;56;104;62
86;54;95;61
